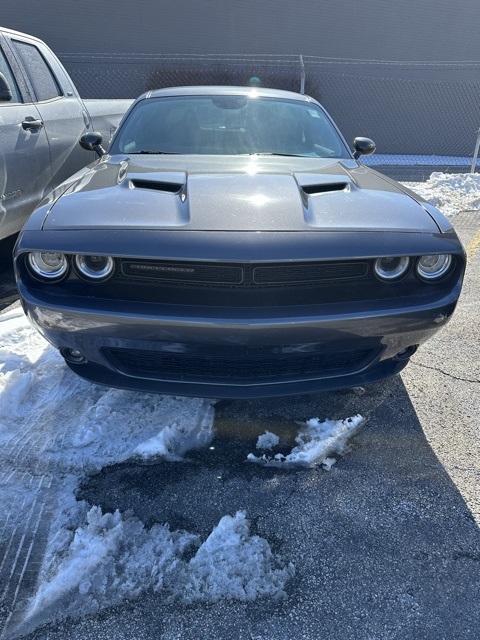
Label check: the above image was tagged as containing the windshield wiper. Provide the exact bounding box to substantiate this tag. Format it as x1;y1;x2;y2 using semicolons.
128;150;310;157
250;152;311;158
128;150;181;155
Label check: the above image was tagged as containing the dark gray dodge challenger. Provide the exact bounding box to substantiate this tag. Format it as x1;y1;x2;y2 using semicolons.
14;86;465;398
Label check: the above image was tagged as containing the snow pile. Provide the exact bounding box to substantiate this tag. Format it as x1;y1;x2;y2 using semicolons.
406;172;480;217
0;310;292;634
248;415;364;469
27;507;292;625
132;410;214;462
0;309;216;474
256;430;280;450
177;511;294;603
0;368;35;417
47;389;216;472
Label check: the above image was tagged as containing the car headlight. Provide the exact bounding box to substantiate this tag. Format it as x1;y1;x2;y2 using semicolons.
416;254;452;281
374;256;410;281
74;255;115;281
28;252;68;280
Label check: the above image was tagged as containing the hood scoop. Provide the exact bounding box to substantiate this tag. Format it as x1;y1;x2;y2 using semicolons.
294;172;353;197
130;178;184;194
301;182;348;195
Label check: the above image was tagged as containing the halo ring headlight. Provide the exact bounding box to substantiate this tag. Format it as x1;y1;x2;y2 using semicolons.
75;255;115;281
374;256;410;281
28;252;68;280
417;254;452;281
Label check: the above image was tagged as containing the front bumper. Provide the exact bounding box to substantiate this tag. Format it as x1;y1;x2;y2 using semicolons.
19;281;461;398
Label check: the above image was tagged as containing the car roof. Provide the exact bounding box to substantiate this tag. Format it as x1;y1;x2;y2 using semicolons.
143;85;315;103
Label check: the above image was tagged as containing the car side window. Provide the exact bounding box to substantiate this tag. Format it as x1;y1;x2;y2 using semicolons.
11;40;62;102
0;46;21;103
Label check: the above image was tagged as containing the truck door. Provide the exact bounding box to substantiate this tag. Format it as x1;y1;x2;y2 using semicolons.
6;34;94;191
0;37;51;240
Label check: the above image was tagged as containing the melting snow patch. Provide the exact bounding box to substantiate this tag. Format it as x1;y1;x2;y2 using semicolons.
176;511;294;603
0;369;36;417
27;507;292;627
256;430;280;450
405;172;480;217
248;415;364;469
26;507;291;624
132;413;214;462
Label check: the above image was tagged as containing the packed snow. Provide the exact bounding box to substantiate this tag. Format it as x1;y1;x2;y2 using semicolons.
404;172;480;217
27;506;293;627
248;415;364;469
0;308;216;475
0;310;294;636
256;430;280;450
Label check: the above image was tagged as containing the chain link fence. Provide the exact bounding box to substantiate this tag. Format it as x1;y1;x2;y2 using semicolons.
61;53;480;177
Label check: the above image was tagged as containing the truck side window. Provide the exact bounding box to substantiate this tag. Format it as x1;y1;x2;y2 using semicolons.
0;47;21;103
12;40;62;102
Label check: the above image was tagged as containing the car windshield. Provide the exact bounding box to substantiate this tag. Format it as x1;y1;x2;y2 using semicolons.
112;94;349;157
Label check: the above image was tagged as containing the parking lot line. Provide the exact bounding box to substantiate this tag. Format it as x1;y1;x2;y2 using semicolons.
466;229;480;264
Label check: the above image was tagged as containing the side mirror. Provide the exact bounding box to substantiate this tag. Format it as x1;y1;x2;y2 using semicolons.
353;137;376;160
0;72;13;102
79;131;106;157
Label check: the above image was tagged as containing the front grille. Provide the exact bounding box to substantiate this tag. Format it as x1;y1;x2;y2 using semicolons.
253;262;368;284
104;346;378;384
118;259;370;289
122;260;243;284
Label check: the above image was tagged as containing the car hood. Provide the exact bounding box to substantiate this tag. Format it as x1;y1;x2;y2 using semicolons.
43;155;439;233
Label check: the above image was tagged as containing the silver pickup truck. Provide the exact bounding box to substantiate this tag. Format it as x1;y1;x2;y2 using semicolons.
0;26;132;241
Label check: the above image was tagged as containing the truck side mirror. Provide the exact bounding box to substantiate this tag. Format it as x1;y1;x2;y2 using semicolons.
353;137;376;160
79;131;106;157
0;72;13;102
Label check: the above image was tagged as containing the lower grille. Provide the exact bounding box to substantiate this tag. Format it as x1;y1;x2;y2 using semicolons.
104;346;378;384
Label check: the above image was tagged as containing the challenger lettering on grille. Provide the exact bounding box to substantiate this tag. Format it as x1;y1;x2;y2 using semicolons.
128;264;195;274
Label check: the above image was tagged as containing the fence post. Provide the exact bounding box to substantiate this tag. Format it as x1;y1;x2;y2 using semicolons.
299;54;305;95
471;128;480;173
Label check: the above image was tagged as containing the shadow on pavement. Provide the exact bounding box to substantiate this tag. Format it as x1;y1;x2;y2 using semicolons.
72;375;480;640
0;235;18;312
